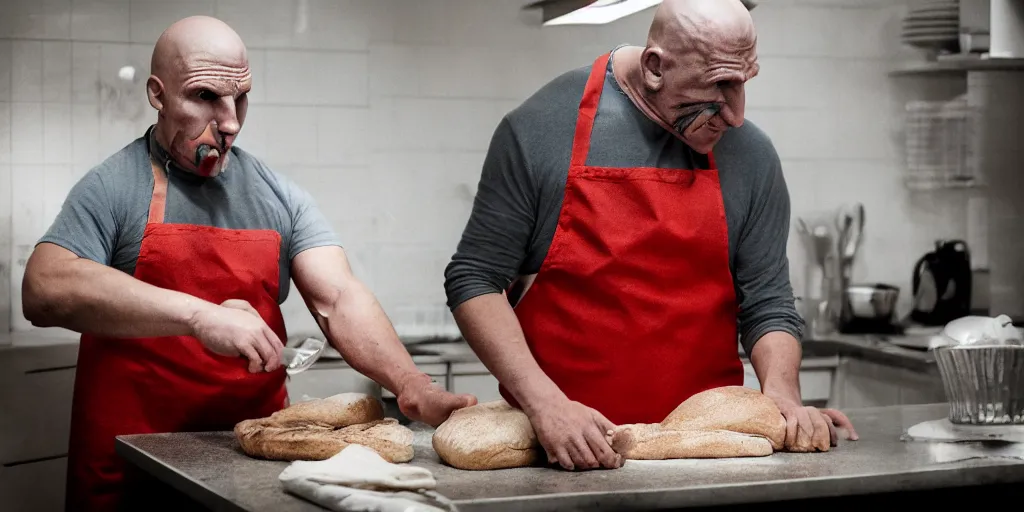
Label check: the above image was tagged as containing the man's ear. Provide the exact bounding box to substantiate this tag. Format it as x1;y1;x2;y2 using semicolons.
641;47;664;93
147;76;165;110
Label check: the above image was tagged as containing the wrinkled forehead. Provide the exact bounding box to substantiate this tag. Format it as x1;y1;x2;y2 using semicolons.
168;50;252;93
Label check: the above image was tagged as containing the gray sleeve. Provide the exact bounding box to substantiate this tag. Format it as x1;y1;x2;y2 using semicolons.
734;147;805;354
37;170;118;265
444;116;537;310
280;178;343;260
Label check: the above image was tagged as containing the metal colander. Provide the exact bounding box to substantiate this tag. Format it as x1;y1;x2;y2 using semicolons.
934;345;1024;425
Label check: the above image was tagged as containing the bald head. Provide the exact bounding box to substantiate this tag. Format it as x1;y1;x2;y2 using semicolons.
147;16;251;178
615;0;758;154
152;16;248;79
648;0;756;57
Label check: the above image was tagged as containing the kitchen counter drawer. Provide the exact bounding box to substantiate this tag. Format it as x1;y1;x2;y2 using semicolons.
0;344;78;465
743;360;836;405
0;456;67;511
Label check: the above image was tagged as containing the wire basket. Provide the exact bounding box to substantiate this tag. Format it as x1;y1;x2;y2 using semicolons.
903;97;981;190
934;345;1024;424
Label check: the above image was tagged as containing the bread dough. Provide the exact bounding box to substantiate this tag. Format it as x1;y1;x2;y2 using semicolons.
659;385;787;450
234;393;414;463
432;400;540;470
431;386;788;469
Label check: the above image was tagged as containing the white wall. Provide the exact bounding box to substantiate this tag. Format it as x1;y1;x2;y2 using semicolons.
0;0;980;339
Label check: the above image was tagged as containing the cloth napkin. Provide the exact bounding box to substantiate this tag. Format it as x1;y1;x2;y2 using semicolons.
278;444;457;512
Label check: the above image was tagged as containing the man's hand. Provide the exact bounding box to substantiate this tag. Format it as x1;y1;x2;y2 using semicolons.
190;299;284;373
765;392;859;452
396;373;478;427
525;397;622;471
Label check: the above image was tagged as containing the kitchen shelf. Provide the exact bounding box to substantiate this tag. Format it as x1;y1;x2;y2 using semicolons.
889;56;1024;76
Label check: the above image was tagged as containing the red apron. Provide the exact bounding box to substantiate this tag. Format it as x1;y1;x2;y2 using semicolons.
501;53;743;426
65;158;289;511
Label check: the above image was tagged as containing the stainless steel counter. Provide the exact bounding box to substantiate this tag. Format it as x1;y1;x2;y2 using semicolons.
115;403;1024;512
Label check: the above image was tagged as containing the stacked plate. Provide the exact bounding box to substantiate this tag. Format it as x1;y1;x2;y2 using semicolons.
901;0;961;52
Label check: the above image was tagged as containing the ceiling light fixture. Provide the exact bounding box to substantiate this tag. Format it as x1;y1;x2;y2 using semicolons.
523;0;663;26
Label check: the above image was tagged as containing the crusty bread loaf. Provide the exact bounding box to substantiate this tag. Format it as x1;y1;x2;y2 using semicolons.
660;386;786;451
432;400;540;470
263;392;385;428
235;418;414;463
609;423;773;459
430;387;789;469
234;393;413;463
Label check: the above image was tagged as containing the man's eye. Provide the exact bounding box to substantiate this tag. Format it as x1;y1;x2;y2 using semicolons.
197;89;218;101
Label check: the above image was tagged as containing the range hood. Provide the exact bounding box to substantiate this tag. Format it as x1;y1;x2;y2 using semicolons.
523;0;759;26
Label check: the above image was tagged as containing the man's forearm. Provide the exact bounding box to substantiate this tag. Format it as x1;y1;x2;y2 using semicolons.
749;331;803;403
312;280;426;396
452;293;565;414
22;244;214;338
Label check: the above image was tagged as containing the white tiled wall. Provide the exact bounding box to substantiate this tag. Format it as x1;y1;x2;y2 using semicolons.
0;0;991;338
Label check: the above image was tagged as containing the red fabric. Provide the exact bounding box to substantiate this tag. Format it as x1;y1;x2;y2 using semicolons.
500;53;742;425
65;162;288;511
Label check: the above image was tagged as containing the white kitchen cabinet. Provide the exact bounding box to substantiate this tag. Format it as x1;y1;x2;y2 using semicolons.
286;365;382;403
0;342;78;512
742;360;836;407
450;363;502;403
829;358;945;409
0;343;78;465
451;374;503;402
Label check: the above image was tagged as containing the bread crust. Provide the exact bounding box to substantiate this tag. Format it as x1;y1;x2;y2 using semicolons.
430;386;790;469
234;393;414;463
432;400;540;470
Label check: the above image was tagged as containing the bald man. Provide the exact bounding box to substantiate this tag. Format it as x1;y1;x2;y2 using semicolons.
21;16;475;511
445;0;857;471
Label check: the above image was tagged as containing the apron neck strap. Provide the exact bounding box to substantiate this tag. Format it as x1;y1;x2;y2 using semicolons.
571;53;718;171
147;159;168;225
570;53;611;168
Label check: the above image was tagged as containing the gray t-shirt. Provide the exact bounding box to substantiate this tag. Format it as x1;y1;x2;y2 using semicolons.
443;51;804;353
39;128;341;304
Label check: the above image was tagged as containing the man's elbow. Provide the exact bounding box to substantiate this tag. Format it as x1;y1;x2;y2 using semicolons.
21;264;61;327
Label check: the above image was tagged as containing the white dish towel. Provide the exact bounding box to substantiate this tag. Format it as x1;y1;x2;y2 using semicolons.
278;444;457;512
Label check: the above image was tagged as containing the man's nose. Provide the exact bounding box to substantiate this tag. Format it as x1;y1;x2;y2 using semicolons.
718;86;746;128
217;100;241;136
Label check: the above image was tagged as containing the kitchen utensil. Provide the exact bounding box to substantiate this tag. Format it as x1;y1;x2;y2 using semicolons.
282;337;327;375
845;283;900;320
843;204;864;261
930;314;1024;425
911;240;972;326
934;345;1024;424
840;283;902;334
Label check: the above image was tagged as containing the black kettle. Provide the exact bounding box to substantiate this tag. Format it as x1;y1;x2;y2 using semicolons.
910;240;972;326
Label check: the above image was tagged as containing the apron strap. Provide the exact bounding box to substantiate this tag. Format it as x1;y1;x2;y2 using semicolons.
147;160;168;225
570;53;611;168
572;52;719;172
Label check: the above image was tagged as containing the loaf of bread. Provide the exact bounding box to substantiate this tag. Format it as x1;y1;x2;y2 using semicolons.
609;424;773;459
660;386;787;450
432;386;788;469
432;400;540;470
609;386;787;459
234;393;414;463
